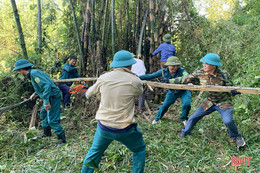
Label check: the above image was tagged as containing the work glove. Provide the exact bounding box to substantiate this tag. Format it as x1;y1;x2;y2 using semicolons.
81;91;87;99
160;77;169;83
231;90;241;96
150;53;153;57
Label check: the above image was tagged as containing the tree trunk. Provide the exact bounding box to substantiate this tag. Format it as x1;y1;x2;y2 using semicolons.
132;0;138;52
111;0;115;54
37;0;42;54
96;40;103;76
119;1;123;48
83;0;91;74
137;5;149;58
11;0;28;58
124;0;129;50
90;0;96;76
101;0;109;71
149;0;155;72
69;0;85;76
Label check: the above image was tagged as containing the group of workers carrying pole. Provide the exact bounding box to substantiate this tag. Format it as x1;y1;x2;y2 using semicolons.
13;33;247;173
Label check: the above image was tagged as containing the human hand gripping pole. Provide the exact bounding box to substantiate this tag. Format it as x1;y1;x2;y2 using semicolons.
231;90;241;96
160;78;169;83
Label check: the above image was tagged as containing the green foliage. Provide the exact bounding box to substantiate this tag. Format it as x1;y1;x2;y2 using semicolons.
0;108;259;172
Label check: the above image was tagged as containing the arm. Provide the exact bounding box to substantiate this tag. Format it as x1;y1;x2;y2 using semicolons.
139;69;163;80
169;70;199;84
152;44;162;56
74;70;80;78
84;79;101;99
221;70;233;86
221;70;240;95
63;63;77;72
33;75;52;106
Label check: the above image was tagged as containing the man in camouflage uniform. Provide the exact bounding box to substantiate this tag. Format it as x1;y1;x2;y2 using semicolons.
168;53;246;148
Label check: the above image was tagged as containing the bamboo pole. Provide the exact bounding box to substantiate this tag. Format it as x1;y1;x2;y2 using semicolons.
53;78;97;83
143;81;260;95
29;101;39;129
53;78;260;95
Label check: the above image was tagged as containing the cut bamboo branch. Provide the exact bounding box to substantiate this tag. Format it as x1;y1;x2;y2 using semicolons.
144;100;152;117
53;78;260;95
29;101;39;129
193;91;203;107
146;84;154;92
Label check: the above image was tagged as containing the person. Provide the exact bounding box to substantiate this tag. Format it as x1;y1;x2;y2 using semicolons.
151;33;176;67
81;50;146;173
13;59;66;147
58;56;81;108
168;53;246;148
131;53;147;113
139;56;191;125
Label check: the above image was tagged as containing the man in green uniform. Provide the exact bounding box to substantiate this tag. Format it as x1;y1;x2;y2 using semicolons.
168;53;246;148
58;56;81;108
13;59;66;147
139;56;191;125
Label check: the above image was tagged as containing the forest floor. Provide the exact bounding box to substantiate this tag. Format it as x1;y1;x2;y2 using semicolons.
0;96;259;173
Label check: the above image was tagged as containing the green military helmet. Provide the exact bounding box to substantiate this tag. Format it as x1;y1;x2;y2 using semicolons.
165;56;182;66
13;59;34;71
163;33;172;42
200;53;222;67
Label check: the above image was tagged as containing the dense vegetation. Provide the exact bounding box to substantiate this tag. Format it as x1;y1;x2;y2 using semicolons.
0;0;259;172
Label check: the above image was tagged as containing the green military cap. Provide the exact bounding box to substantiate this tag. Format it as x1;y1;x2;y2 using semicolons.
163;34;172;42
165;56;182;66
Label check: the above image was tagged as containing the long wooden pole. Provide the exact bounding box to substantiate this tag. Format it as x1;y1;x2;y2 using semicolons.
53;78;260;95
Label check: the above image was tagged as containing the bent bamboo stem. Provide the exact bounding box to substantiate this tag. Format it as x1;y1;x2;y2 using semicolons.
53;78;260;95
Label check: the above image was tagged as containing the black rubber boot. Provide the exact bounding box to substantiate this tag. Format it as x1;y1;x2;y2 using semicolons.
37;126;52;139
57;132;66;148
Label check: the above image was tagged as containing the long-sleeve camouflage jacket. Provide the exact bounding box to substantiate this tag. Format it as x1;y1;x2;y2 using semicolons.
169;68;233;111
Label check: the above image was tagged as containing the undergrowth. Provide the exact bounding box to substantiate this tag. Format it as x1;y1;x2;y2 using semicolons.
0;95;259;173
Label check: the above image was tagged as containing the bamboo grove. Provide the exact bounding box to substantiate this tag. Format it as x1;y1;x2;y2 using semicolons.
9;0;199;76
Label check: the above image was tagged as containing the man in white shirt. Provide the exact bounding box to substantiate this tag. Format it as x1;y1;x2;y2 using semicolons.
131;53;146;113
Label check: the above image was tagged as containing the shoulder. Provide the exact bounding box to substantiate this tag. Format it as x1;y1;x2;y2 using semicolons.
218;68;230;78
179;67;185;71
63;63;70;68
179;67;188;73
31;69;43;76
192;69;204;76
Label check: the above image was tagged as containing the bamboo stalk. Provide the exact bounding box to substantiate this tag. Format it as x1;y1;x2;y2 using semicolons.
143;81;260;95
53;78;260;95
193;91;203;107
144;100;152;117
53;78;97;83
29;101;39;129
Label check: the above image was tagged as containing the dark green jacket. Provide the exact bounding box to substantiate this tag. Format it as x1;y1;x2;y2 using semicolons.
59;63;80;86
27;69;60;106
